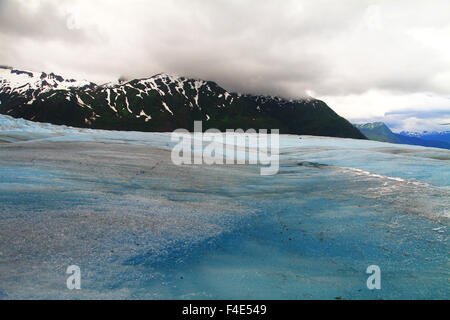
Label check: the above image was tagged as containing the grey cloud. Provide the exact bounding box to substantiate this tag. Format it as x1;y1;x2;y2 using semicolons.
353;109;450;132
0;0;90;42
0;0;449;122
385;109;450;120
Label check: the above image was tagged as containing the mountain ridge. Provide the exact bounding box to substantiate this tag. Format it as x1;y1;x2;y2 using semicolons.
354;122;450;149
399;130;450;144
0;66;366;139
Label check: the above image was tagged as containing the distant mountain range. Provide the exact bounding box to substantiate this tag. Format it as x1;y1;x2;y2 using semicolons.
0;66;365;139
399;130;450;144
354;122;450;150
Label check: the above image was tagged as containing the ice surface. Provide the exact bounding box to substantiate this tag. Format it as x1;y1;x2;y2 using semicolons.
0;115;448;299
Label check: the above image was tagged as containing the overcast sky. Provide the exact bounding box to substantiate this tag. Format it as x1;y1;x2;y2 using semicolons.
1;0;449;132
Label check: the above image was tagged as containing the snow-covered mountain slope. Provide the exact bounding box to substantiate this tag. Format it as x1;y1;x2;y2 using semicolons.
399;130;450;144
0;66;95;94
0;66;366;139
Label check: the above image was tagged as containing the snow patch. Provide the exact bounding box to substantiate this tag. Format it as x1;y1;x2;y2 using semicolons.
162;101;174;115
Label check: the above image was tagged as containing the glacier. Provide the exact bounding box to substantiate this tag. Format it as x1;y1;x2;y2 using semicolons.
0;114;448;299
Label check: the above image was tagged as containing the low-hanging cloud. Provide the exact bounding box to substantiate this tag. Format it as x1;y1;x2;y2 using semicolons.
1;0;449;131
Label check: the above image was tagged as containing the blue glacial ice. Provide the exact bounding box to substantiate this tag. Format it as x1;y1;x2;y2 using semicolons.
0;115;448;299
